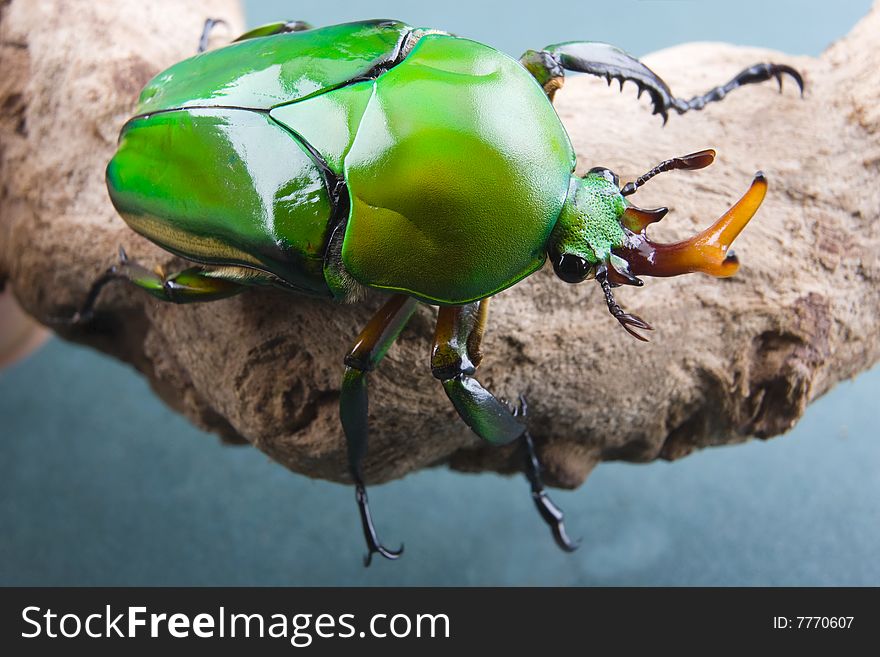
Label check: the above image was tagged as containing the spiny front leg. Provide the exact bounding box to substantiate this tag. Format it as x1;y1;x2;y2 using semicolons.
520;42;802;121
431;300;578;552
340;294;418;566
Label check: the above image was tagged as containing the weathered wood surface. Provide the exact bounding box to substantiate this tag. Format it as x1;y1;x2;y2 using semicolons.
1;1;877;488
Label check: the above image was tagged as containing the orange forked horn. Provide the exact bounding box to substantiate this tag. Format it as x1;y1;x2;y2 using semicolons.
615;172;767;278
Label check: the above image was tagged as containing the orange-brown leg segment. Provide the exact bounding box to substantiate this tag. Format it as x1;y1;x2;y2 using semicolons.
340;294;418;566
431;301;522;444
432;300;578;552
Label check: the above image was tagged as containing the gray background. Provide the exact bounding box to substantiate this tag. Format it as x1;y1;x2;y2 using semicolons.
1;0;876;585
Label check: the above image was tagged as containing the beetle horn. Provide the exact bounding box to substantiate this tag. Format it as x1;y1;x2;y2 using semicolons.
621;205;668;232
614;172;767;278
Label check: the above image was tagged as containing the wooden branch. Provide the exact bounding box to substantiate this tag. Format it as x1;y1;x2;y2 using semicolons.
2;1;878;488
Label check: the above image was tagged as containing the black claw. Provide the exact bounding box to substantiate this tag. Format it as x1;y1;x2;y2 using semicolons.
363;543;404;568
510;393;528;419
662;61;803;120
522;431;580;554
356;484;403;567
198;18;228;53
620;322;651;342
597;273;653;342
622;315;650;329
771;63;804;96
616;312;653;342
532;491;581;552
59;248;131;327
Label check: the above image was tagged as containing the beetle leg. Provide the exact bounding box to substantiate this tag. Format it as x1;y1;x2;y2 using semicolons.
198;18;313;53
519;49;566;101
340;294;419;566
231;20;313;44
197;18;228;53
432;300;578;552
521;42;803;122
68;248;248;325
595;269;653;342
514;396;580;552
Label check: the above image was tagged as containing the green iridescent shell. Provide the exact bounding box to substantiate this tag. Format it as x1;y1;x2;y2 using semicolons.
107;21;576;304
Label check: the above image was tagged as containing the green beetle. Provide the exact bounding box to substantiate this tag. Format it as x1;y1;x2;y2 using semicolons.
79;19;802;564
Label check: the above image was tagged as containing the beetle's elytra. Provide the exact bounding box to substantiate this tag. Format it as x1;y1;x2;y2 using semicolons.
80;19;803;564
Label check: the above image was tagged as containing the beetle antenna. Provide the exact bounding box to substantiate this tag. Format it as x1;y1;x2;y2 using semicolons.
620;149;715;196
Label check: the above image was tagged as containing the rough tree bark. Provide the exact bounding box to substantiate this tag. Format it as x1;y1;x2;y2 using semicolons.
1;1;878;489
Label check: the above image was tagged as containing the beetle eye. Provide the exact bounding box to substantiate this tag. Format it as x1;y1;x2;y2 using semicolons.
587;166;620;187
553;253;593;284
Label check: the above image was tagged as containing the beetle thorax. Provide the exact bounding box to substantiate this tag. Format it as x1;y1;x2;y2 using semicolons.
548;172;627;268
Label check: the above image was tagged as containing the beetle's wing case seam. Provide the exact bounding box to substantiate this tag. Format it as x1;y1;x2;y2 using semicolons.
264;27;426;113
136;20;413;113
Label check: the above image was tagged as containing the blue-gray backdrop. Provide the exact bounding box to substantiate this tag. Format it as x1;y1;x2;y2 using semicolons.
1;0;876;585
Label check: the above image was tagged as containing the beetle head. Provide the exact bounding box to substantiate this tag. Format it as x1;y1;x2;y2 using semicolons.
548;166;631;285
548;149;767;287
